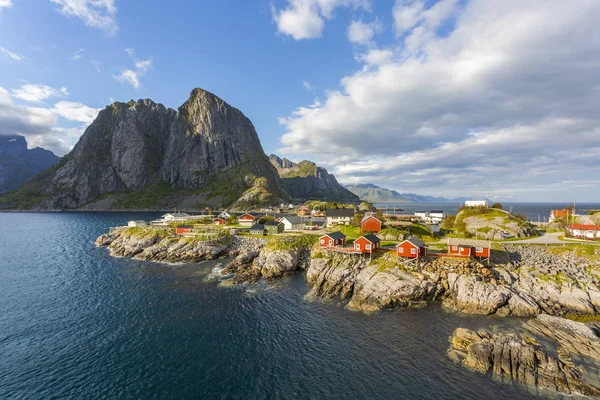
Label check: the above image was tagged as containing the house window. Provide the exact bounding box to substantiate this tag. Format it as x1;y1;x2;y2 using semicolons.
452;246;457;250
411;248;416;254
476;247;483;253
320;239;324;244
399;247;404;253
366;244;371;250
355;244;360;250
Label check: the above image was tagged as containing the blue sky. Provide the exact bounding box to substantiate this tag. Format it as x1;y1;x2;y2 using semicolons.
1;0;599;201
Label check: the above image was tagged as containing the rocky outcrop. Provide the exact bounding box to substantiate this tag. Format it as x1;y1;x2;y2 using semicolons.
306;245;600;316
452;207;536;240
0;89;289;210
0;134;59;193
449;316;600;396
269;154;358;203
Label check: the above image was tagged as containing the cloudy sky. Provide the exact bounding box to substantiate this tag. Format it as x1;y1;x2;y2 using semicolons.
1;0;599;201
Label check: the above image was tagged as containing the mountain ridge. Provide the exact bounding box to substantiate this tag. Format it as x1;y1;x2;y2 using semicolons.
343;183;474;203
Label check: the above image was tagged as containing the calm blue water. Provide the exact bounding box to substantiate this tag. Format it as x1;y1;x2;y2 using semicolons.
0;212;566;399
374;202;600;221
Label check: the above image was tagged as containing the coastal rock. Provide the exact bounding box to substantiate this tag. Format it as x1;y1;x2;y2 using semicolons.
443;275;511;315
253;248;302;279
449;326;600;396
306;254;366;299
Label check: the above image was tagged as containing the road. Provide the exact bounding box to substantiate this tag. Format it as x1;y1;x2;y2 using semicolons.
508;231;599;245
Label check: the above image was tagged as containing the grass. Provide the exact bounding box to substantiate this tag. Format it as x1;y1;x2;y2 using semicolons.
565;314;600;323
265;234;320;251
331;225;362;239
549;244;600;261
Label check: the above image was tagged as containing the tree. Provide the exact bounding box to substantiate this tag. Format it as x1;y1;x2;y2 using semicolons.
259;215;275;224
351;212;364;227
491;202;503;210
227;215;238;225
564;204;575;211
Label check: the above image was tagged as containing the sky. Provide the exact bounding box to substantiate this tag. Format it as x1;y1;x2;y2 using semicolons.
0;0;599;201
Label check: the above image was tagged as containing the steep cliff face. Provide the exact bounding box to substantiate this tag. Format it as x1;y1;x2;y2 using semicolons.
0;89;289;210
0;135;60;193
269;154;359;203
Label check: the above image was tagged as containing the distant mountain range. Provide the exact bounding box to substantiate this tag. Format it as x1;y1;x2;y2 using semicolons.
343;183;473;204
0;135;60;193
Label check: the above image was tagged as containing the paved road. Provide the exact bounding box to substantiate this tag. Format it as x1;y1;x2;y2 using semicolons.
508;231;599;245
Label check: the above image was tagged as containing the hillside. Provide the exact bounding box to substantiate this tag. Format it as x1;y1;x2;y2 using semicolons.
446;207;536;240
0;89;289;210
269;155;358;203
0;135;60;193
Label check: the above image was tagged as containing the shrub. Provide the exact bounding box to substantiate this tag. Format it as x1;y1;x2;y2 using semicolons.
491;202;503;210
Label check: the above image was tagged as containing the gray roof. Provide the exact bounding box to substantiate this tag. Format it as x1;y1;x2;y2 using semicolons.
281;216;305;224
361;215;381;223
265;221;282;227
399;237;426;248
249;224;265;230
323;231;346;240
429;210;445;214
361;234;380;243
326;208;355;217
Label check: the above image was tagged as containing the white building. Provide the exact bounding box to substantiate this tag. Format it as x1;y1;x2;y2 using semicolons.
428;210;446;223
128;220;147;227
278;216;306;231
218;210;233;220
414;211;429;220
162;212;191;222
568;224;600;240
464;200;488;208
326;208;355;227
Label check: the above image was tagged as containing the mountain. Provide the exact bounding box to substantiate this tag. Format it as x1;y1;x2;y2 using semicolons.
0;135;60;193
343;183;411;203
0;89;289;210
269;155;359;203
344;183;472;203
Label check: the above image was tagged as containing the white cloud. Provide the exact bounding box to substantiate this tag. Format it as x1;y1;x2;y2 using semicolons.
272;0;370;40
71;48;84;60
90;59;101;71
347;18;382;44
113;49;152;90
0;86;57;136
0;47;23;60
302;81;313;90
50;0;118;35
0;0;12;8
278;0;600;200
12;84;68;102
52;101;100;124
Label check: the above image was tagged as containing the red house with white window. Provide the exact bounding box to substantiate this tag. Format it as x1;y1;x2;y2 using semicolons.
396;238;427;258
319;232;346;248
354;235;381;254
449;244;473;257
238;213;260;226
361;215;382;233
213;217;226;225
447;239;491;259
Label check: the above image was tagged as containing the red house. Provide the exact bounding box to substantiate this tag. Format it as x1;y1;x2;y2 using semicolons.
449;244;473;257
396;238;427;258
176;226;192;234
474;246;490;258
319;231;347;248
213;217;226;225
361;215;382;233
238;213;260;226
354;235;381;254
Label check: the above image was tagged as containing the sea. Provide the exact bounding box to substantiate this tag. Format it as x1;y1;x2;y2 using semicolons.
0;211;582;399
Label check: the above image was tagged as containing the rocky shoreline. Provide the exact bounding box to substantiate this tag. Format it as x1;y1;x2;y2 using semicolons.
96;228;600;396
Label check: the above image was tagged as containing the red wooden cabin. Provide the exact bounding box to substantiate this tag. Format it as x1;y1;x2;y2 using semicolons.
361;215;382;233
354;235;381;254
213;218;225;225
176;226;192;234
396;238;427;258
449;244;473;257
319;232;346;248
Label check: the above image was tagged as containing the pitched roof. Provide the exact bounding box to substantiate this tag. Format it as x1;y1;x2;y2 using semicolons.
569;224;600;231
360;234;380;243
398;237;426;248
326;208;355;217
281;216;304;224
552;209;573;217
265;221;282;226
361;215;381;223
429;210;444;214
322;231;346;240
239;212;261;218
249;224;265;230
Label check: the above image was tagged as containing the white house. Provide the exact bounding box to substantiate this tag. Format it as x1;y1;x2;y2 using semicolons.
218;210;233;220
464;200;489;208
128;220;147;227
278;216;306;231
326;208;355;227
568;224;600;239
162;212;191;222
428;210;446;223
414;211;429;220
